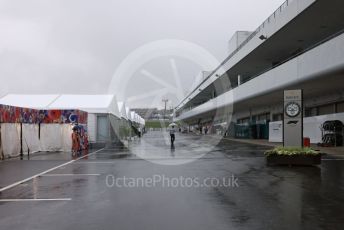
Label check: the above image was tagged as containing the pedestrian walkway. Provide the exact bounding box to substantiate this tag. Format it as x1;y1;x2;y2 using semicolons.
219;137;344;157
0;131;343;230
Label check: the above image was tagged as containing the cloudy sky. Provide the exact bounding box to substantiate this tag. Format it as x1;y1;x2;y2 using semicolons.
0;0;284;108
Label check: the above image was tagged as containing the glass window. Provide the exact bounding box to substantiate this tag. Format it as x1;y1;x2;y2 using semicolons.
305;107;318;117
272;113;283;121
318;104;335;116
337;102;344;113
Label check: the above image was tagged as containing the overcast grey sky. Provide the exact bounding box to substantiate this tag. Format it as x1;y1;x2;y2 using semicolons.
0;0;284;108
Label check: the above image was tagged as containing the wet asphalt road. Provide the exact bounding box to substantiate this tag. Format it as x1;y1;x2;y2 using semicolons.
0;131;344;230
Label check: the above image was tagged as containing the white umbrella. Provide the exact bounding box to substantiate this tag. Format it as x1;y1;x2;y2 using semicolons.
168;122;177;127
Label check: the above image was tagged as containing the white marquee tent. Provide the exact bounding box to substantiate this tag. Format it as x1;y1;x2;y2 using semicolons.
125;107;131;120
117;102;128;120
47;94;121;143
130;112;135;123
0;94;120;117
0;94;122;156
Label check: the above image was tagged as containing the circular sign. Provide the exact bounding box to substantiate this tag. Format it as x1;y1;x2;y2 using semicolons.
285;102;301;118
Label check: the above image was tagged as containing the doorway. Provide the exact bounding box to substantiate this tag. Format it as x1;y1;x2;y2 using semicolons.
97;116;109;142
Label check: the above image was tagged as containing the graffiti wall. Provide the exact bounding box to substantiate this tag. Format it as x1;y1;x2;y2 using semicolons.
0;105;88;124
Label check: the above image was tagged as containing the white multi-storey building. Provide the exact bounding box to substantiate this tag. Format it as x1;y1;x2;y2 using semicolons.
175;0;344;144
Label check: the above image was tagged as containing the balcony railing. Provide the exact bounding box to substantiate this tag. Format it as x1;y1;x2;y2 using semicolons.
176;0;296;111
176;28;344;118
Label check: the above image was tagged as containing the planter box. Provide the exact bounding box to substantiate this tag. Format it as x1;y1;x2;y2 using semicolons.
266;155;321;166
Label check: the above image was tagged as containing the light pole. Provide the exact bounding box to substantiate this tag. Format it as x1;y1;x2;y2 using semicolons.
162;99;169;120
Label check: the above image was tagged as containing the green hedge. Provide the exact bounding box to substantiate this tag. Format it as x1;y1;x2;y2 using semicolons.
265;147;320;156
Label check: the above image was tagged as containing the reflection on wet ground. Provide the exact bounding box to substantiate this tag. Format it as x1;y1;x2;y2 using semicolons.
0;131;343;230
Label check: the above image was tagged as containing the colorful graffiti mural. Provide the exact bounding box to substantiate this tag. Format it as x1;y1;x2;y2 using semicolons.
0;104;88;124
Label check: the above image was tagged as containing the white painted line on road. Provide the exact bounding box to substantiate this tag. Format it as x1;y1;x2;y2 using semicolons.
41;174;101;177
101;148;128;151
95;152;130;155
0;198;72;202
75;161;116;164
0;148;104;193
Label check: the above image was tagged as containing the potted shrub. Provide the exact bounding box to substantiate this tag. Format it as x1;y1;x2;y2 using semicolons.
265;147;321;166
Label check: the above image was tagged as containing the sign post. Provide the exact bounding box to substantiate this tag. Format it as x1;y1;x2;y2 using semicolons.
283;90;303;147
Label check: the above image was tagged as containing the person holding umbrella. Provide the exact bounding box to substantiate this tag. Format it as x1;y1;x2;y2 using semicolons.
168;123;177;146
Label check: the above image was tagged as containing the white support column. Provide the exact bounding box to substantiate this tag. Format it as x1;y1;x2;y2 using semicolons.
238;75;241;86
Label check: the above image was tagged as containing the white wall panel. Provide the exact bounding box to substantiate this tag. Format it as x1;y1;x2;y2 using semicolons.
269;113;344;143
87;113;97;142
